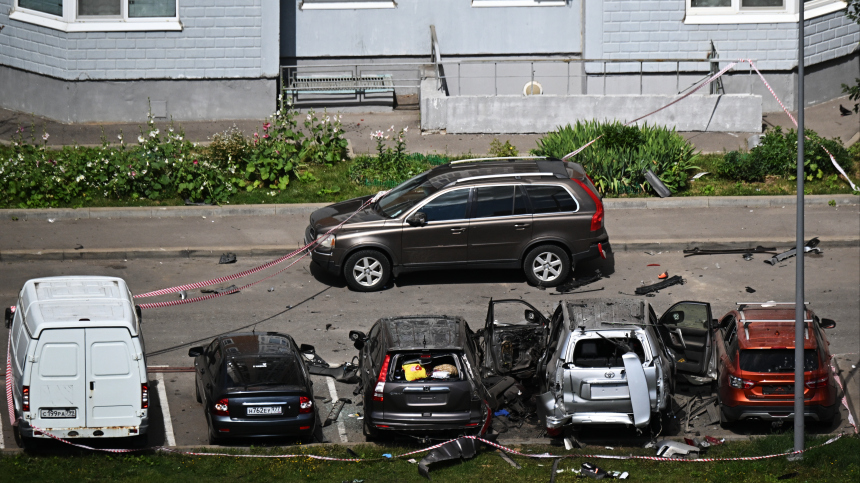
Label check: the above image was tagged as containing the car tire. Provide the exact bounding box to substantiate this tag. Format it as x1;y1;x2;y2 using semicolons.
523;245;571;287
344;250;391;292
208;426;221;446
14;425;38;451
718;404;733;428
195;377;202;404
132;432;149;449
362;418;378;441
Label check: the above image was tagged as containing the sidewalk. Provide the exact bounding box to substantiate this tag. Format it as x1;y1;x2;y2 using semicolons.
2;96;857;156
1;195;857;261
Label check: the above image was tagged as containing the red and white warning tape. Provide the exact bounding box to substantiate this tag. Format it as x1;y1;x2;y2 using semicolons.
562;59;859;192
831;359;858;434
5;330;14;428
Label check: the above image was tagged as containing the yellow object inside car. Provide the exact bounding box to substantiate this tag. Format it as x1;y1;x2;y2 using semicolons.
402;363;427;381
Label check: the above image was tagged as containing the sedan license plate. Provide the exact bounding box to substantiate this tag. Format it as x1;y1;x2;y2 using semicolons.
763;385;793;395
246;406;283;416
592;384;629;399
40;408;77;419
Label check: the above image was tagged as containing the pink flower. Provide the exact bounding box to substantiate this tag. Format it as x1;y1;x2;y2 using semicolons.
131;171;137;177
263;133;270;139
263;122;271;131
193;160;198;165
254;132;259;137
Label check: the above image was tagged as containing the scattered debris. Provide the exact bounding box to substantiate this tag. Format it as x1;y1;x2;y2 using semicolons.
219;252;237;264
644;251;656;256
704;436;725;446
48;218;55;223
268;287;275;292
496;450;521;469
647;264;660;267
777;471;799;480
201;285;240;295
658;271;668;279
556;270;603;293
644;169;672;198
691;172;710;180
323;398;350;427
745;286;756;293
764;237;822;265
549;459;561;483
179;290;187;300
407;459;418;464
581;461;611;479
655;440;700;458
743;253;754;261
418;435;495;479
635;275;684;295
683;246;775;257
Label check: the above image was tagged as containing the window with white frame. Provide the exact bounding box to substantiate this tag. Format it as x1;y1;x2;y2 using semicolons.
299;0;396;9
10;0;181;32
685;0;848;24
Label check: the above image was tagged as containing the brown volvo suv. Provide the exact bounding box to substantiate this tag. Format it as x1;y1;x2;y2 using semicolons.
304;157;611;291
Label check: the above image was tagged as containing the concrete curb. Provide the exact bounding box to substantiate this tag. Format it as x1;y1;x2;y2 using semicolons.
2;237;857;262
2;195;857;221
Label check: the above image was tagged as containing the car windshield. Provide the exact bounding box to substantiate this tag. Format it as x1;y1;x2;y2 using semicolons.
739;349;819;373
224;355;304;388
376;172;439;218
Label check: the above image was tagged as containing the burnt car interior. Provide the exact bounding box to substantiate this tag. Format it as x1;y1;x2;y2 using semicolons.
481;299;551;378
571;337;646;368
389;352;463;382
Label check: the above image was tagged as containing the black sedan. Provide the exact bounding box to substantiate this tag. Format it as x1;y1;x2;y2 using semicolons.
189;332;317;444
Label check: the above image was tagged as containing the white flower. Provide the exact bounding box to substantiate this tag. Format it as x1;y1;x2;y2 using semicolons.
169;127;174;132
403;126;408;133
333;127;338;133
76;175;85;182
42;133;50;141
149;129;159;137
117;134;123;140
307;114;312;121
178;136;183;141
138;136;145;143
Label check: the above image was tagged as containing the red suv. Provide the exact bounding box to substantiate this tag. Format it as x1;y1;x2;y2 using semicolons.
713;303;839;425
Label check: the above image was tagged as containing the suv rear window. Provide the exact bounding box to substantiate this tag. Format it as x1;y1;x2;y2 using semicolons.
524;185;577;213
224;355;304;387
388;352;463;382
572;337;645;368
739;349;819;373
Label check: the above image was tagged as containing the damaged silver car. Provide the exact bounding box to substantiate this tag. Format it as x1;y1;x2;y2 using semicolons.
479;298;713;431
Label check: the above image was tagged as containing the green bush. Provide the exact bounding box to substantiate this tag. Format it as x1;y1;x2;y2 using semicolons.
532;120;698;196
348;126;438;185
488;138;519;158
718;127;851;182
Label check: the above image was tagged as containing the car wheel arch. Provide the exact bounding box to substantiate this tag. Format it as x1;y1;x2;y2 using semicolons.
341;244;398;274
519;239;572;262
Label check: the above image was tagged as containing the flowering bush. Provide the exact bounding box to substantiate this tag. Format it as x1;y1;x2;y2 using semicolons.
348;126;428;184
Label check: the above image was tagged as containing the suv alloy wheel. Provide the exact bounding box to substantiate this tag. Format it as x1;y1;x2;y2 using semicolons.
523;245;571;287
344;250;391;292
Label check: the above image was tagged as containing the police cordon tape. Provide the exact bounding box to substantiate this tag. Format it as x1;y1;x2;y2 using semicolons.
831;360;858;434
563;59;858;192
2;332;850;460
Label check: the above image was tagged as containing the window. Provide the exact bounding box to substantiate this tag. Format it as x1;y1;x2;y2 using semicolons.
420;189;470;222
300;0;396;10
474;186;516;218
685;0;847;24
572;337;646;368
739;349;819;372
524;185;578;214
11;0;181;32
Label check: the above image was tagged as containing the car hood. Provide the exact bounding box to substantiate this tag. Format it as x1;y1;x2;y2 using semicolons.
309;195;385;231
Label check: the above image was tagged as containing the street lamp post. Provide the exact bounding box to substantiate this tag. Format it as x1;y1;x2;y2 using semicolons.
793;0;806;456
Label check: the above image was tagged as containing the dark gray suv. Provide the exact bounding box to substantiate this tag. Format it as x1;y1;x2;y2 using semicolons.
305;157;610;291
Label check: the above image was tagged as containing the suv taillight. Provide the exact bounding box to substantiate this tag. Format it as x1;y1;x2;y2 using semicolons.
212;398;230;416
373;355;391;402
22;386;30;412
729;375;755;389
572;178;604;231
141;383;149;409
805;375;829;389
299;396;313;414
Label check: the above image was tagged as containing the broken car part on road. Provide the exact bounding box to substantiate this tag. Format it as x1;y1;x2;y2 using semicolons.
683;246;776;257
635;275;684;295
764;237;822;265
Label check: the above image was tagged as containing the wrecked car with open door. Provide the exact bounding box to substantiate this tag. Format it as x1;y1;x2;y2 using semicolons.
650;301;715;384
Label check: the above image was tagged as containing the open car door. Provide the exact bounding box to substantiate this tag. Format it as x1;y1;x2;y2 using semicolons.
479;299;550;379
656;301;712;376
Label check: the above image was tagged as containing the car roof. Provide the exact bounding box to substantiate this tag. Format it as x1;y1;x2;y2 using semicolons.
564;298;647;331
424;158;578;189
18;276;137;338
216;333;297;357
379;316;467;351
736;308;818;350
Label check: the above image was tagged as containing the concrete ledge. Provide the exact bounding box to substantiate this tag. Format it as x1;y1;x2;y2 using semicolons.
2;238;856;262
2;195;856;221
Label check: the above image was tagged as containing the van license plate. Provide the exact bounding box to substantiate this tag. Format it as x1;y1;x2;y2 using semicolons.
41;408;76;419
246;406;282;416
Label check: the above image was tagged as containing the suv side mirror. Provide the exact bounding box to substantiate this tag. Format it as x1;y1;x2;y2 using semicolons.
350;330;367;350
188;346;204;357
300;343;316;354
407;212;427;227
819;318;836;329
4;307;13;329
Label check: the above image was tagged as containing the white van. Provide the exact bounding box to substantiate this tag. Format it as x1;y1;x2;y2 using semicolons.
4;276;149;447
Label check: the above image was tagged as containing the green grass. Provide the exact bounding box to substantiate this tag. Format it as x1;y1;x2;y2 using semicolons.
2;433;857;482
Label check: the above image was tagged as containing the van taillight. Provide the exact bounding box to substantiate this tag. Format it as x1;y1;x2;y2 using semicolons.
22;386;30;412
299;396;313;414
373;355;391;402
572;179;604;231
213;398;230;416
805;375;829;389
141;383;149;409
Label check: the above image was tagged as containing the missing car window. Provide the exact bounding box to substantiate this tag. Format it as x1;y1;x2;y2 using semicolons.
572;337;645;368
389;352;463;382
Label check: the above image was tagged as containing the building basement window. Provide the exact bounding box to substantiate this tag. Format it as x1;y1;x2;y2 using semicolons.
11;0;181;32
685;0;847;24
300;0;396;9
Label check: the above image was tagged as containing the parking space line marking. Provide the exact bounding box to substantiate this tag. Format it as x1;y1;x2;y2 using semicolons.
155;373;177;447
326;377;349;443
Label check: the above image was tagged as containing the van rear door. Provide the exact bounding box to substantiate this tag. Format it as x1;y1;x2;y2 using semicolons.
86;328;143;428
31;329;87;430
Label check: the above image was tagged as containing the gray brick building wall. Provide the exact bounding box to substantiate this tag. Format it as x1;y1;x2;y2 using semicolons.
0;0;268;80
599;0;858;71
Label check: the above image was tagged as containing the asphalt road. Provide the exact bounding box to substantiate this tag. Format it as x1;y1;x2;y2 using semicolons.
1;246;857;449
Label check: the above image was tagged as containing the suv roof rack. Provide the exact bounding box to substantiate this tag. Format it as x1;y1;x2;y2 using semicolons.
454;172;555;184
738;309;812;340
449;156;549;165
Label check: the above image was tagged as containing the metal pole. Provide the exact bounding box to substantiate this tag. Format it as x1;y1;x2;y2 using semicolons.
793;0;805;456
